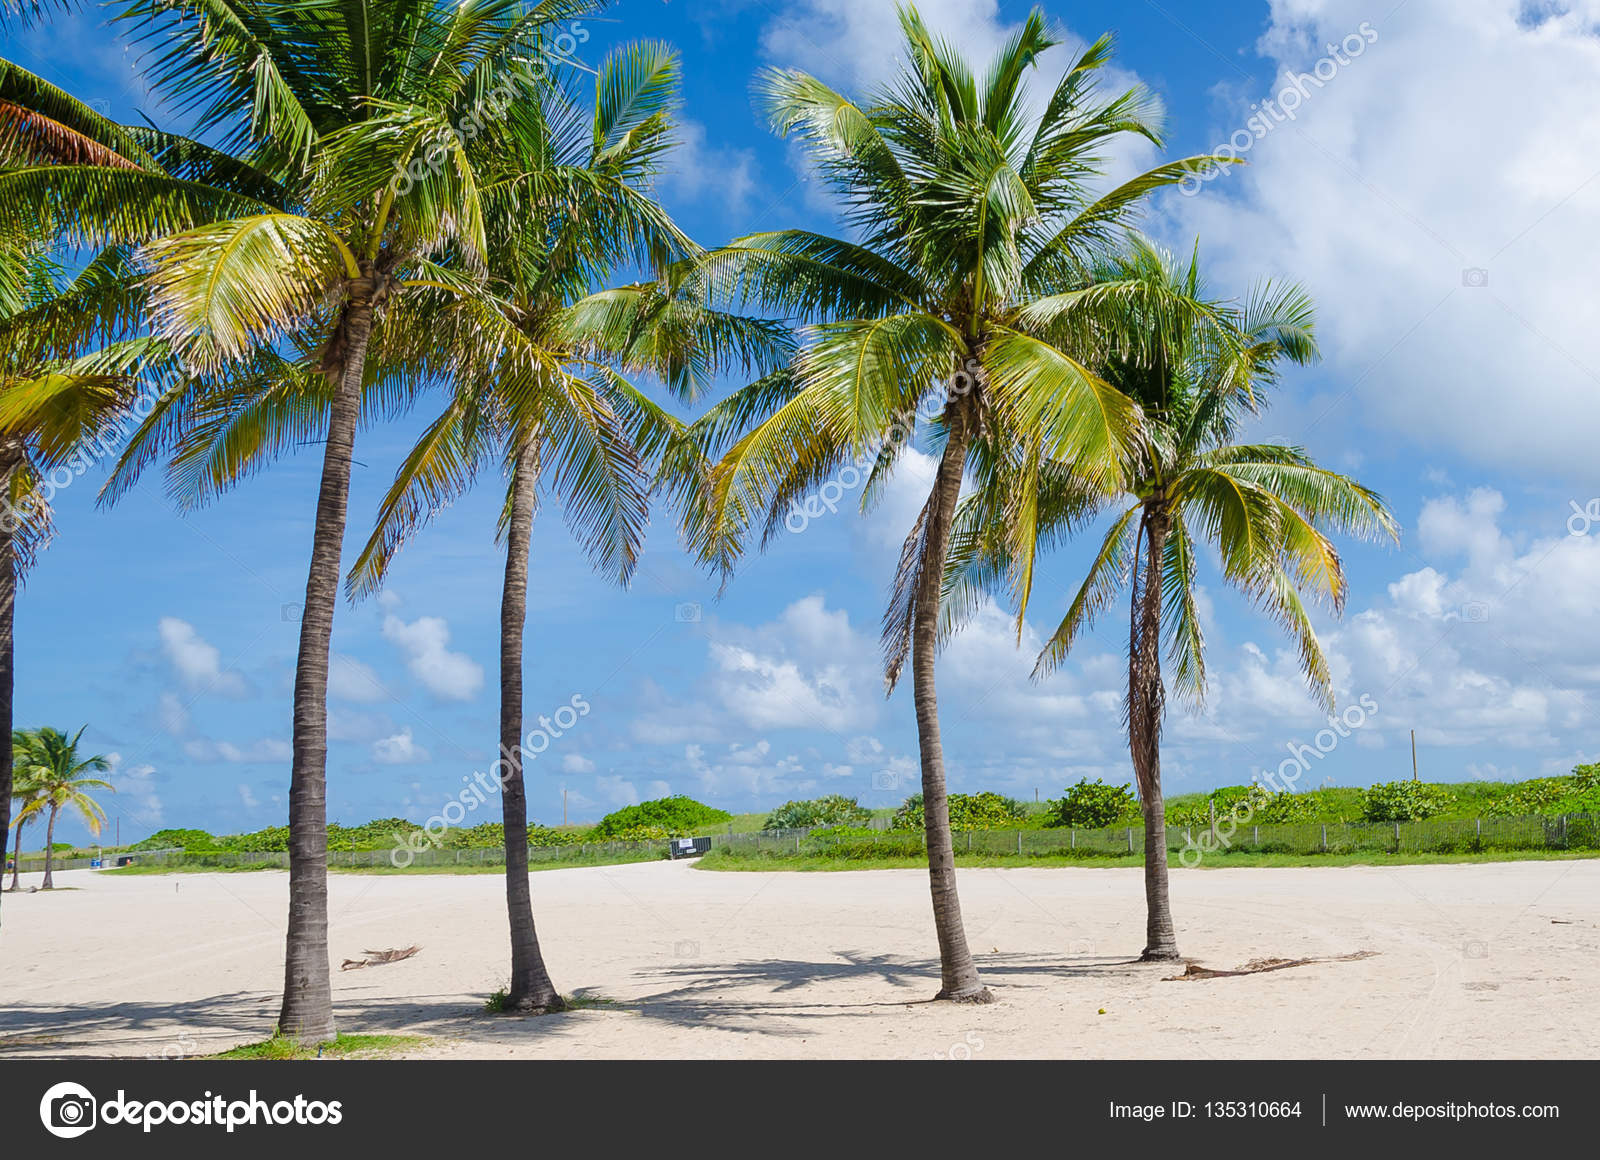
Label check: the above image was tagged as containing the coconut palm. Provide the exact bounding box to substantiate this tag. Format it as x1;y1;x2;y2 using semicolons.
0;53;178;929
11;725;111;889
0;238;166;928
682;5;1219;1000
950;238;1398;959
7;761;42;889
344;42;790;1012
6;0;610;1041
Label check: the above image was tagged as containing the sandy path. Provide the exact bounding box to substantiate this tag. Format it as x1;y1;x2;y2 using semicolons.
2;859;1596;1059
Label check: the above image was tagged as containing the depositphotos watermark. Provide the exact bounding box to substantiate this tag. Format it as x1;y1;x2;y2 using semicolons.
1568;499;1599;537
0;382;164;534
785;357;980;534
1178;693;1378;867
394;21;589;195
389;693;591;866
1180;22;1378;197
39;1082;343;1138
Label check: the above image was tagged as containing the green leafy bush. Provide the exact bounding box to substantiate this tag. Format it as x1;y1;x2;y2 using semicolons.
587;795;731;839
1360;780;1455;822
129;828;221;852
763;794;871;830
1046;779;1138;828
890;791;1027;832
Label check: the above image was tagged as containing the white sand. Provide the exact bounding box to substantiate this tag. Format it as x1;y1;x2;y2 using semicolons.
2;859;1596;1059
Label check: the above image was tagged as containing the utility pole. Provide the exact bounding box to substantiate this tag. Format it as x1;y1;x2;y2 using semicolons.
1411;730;1419;781
562;788;567;828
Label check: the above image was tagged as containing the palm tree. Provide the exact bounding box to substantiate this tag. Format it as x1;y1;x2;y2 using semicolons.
11;726;111;888
0;62;167;924
345;43;790;1012
6;0;608;1041
952;238;1398;959
7;762;42;889
683;5;1217;1001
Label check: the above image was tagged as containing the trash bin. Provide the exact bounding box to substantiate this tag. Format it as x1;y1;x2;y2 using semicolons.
90;857;103;869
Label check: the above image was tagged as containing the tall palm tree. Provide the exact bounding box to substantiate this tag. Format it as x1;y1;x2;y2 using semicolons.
951;239;1398;959
16;0;607;1041
345;42;790;1012
1;51;171;929
683;5;1216;1001
11;725;111;889
7;762;42;889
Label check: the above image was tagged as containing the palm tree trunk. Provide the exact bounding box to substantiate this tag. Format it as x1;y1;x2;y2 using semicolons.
8;819;23;889
0;447;15;924
41;801;57;889
1129;503;1179;960
278;277;377;1043
499;440;562;1013
913;401;991;1003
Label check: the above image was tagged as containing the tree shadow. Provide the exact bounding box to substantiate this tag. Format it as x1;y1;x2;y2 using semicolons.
0;948;1153;1056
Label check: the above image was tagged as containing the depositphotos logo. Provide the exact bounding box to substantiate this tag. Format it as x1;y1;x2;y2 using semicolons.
39;1081;343;1136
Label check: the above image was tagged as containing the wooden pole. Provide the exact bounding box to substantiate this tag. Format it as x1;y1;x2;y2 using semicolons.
1411;730;1419;781
562;788;567;827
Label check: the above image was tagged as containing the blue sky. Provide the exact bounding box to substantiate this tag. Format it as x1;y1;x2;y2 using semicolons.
6;0;1599;845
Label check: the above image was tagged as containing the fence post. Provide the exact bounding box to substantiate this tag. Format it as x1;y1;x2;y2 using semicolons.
1561;814;1568;847
1321;824;1327;851
1253;825;1259;846
1071;829;1077;850
1017;830;1022;855
1395;822;1401;852
1127;827;1134;853
795;833;801;854
1208;799;1217;849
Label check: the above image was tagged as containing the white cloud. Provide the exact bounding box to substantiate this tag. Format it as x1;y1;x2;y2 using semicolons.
328;653;388;703
183;737;293;764
561;754;596;774
707;595;879;731
157;692;189;736
381;612;484;701
328;707;396;744
1167;0;1600;477
116;763;163;826
657;119;760;215
372;727;430;765
157;617;249;698
237;783;260;809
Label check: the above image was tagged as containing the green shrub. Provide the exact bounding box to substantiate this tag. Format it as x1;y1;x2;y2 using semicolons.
527;826;583;848
1360;780;1455;822
890;791;1027;832
1485;778;1565;818
763;794;871;830
1046;778;1138;828
130;828;222;852
587;795;731;839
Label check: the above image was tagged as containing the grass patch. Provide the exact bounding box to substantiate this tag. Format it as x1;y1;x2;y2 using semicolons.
100;850;668;876
483;989;620;1013
102;862;281;876
210;1032;424;1060
695;847;1600;872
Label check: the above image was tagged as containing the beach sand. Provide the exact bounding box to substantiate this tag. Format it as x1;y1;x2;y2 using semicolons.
2;858;1596;1059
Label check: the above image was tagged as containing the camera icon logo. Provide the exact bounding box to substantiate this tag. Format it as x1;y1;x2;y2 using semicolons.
1462;939;1489;959
1461;267;1489;287
280;602;303;623
1461;601;1489;623
39;1081;97;1139
674;602;702;623
870;770;902;791
673;939;700;959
